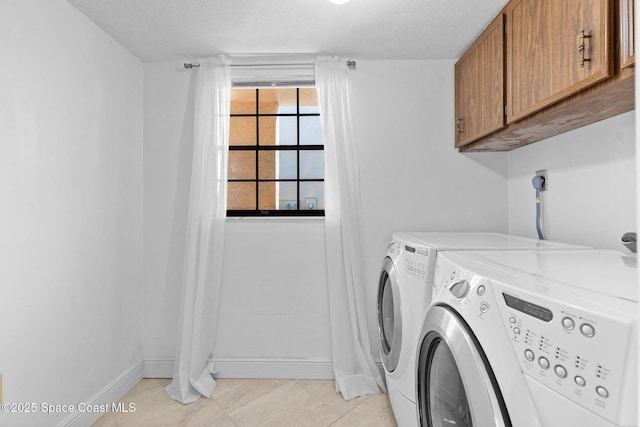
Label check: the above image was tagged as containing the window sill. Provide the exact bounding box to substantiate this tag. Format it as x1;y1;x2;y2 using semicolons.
226;216;325;222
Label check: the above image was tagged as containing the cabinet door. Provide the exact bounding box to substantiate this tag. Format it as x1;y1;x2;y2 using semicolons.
455;14;505;148
620;0;635;68
507;0;613;123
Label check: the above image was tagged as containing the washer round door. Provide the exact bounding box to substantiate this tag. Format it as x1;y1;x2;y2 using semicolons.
377;256;402;372
417;305;511;427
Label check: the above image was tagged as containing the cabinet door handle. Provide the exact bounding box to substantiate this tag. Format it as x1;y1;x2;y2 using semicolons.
578;30;592;68
456;117;463;133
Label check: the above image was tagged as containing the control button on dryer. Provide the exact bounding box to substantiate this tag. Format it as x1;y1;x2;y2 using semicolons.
513;327;521;336
538;357;550;370
509;317;516;324
449;279;470;299
580;323;596;338
480;303;489;313
561;317;575;330
596;386;609;399
477;285;486;296
524;349;535;362
554;365;568;379
574;376;586;387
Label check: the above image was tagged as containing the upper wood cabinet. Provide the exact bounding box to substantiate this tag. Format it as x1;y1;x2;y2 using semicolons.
506;0;613;123
620;0;635;68
455;15;505;148
455;0;634;152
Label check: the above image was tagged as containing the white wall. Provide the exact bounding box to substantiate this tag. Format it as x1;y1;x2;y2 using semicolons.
507;111;636;250
353;60;509;355
143;59;509;374
142;63;193;373
0;1;143;425
216;219;332;377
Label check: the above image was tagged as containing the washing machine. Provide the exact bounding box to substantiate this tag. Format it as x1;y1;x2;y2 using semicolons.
376;232;588;427
415;249;637;427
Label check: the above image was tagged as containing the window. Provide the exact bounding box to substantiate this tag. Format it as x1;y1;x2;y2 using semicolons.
227;87;325;216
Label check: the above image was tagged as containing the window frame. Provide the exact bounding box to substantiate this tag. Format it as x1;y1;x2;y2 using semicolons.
227;87;325;217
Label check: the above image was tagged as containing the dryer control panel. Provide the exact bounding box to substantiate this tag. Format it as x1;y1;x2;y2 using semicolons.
493;282;637;426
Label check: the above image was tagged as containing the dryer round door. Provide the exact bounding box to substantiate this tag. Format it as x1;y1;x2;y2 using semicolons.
377;256;402;372
416;305;510;427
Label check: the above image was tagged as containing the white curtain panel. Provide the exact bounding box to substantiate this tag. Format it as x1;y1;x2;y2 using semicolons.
166;57;231;404
315;56;386;400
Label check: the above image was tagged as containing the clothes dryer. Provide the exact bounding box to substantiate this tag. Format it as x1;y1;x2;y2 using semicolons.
415;249;637;427
376;233;587;427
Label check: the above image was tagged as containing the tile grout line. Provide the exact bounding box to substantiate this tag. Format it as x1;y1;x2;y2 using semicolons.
213;379;299;424
210;396;239;426
226;379;346;427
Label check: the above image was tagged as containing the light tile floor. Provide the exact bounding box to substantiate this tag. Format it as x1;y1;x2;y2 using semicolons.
93;378;398;427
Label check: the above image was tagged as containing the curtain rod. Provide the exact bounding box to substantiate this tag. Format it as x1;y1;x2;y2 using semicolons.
184;59;357;70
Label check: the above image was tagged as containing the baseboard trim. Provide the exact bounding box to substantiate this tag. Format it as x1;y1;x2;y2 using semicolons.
215;357;334;379
142;357;335;380
142;358;174;378
58;360;143;427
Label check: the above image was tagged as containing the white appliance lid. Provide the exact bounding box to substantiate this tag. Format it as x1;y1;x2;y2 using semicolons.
392;232;587;251
452;249;637;302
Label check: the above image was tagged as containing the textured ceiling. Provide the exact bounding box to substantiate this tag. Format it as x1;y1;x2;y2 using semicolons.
67;0;509;62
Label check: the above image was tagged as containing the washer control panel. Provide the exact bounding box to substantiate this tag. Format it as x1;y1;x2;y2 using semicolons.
493;282;635;425
403;244;432;282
